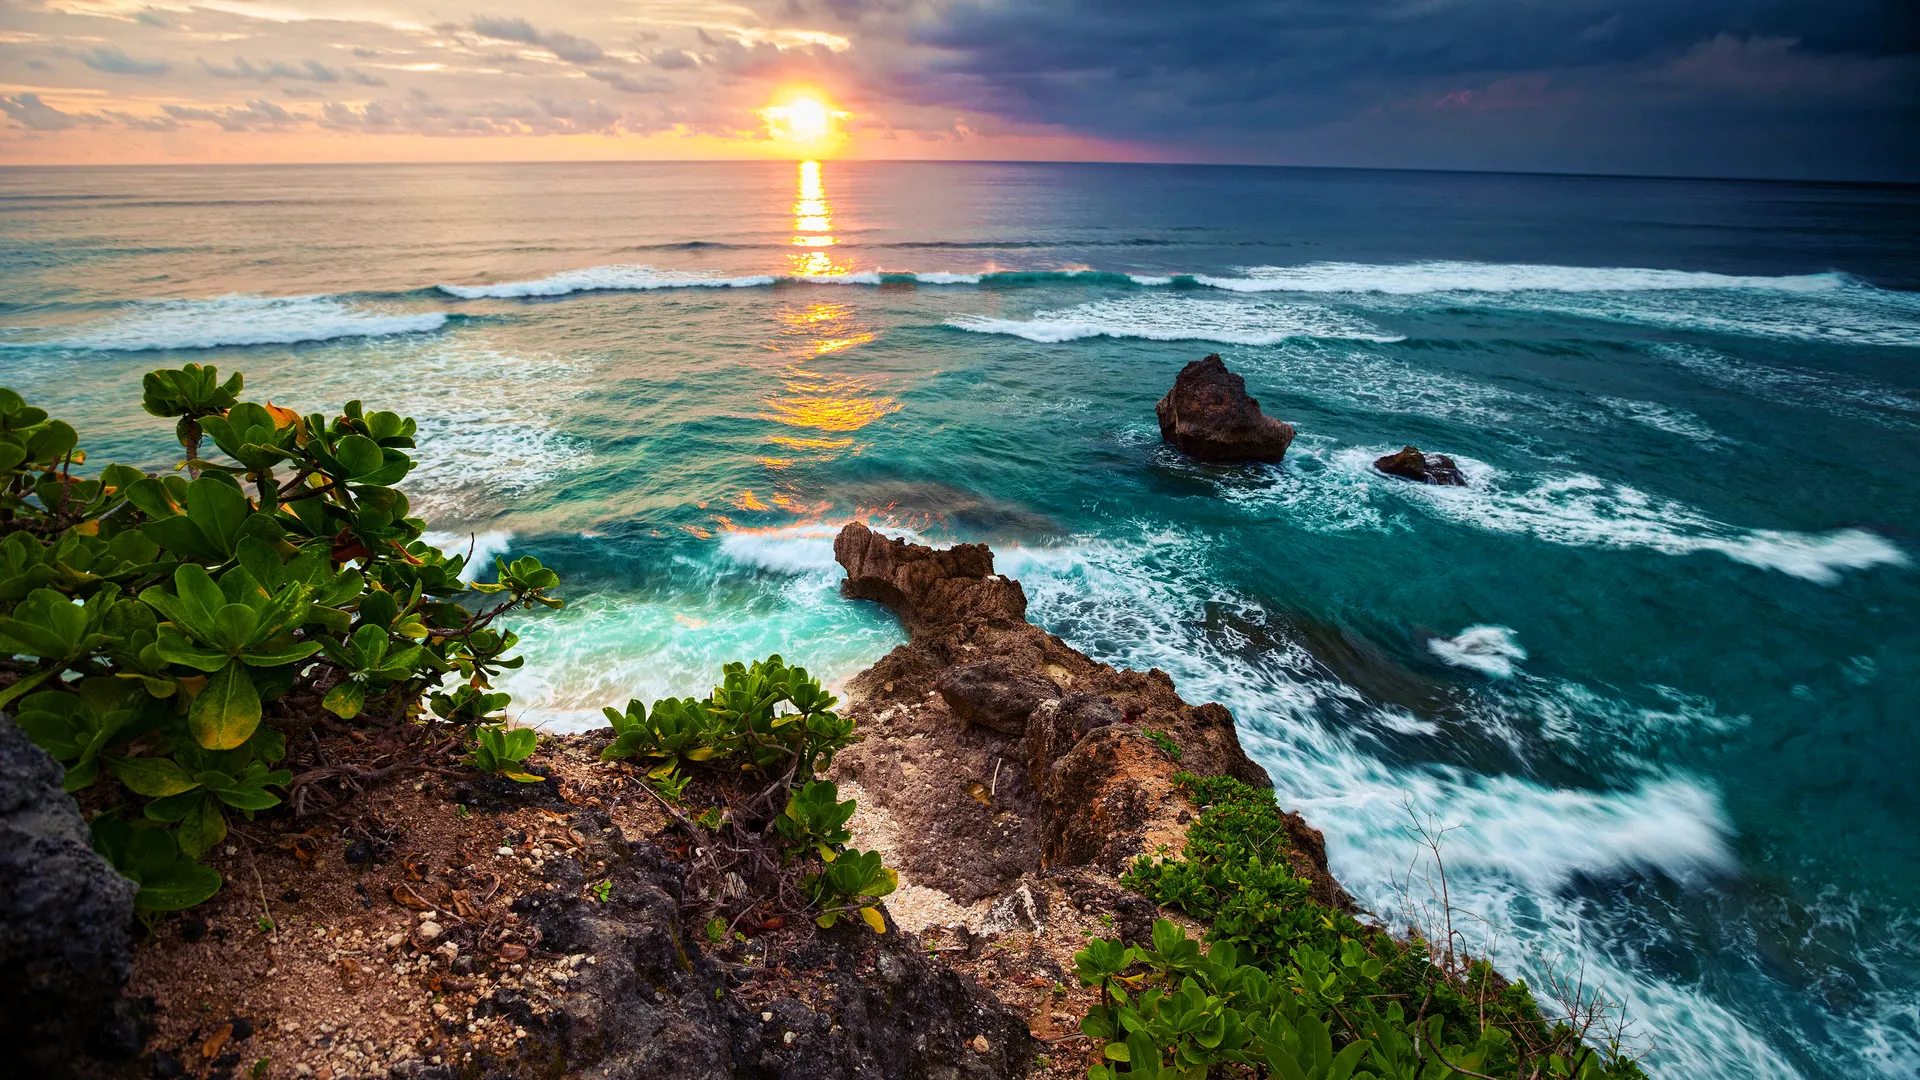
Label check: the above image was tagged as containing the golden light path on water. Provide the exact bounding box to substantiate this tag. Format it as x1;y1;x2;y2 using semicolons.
729;161;898;523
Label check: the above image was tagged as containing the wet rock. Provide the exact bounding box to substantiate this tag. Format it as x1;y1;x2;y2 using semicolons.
936;660;1062;735
1373;445;1466;486
1154;354;1296;463
0;720;142;1076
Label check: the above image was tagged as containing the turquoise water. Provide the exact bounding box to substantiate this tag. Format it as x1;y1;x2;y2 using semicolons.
3;162;1918;1079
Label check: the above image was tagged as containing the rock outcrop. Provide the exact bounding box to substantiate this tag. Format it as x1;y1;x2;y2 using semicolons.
830;521;1348;910
516;837;1034;1080
0;719;144;1078
1154;354;1296;464
1373;446;1466;486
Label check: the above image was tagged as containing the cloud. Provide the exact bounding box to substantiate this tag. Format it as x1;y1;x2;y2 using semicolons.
649;49;698;70
586;68;671;93
203;57;341;83
163;99;302;131
469;16;605;63
1;93;82;131
135;11;171;28
81;47;171;76
346;67;387;87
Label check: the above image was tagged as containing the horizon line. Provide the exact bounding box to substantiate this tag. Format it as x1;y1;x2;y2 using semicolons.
1;157;1914;189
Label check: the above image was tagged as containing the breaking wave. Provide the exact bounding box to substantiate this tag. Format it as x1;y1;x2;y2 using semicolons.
948;296;1404;344
11;294;448;351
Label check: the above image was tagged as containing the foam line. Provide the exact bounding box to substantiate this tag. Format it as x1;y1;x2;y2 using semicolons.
20;294;447;351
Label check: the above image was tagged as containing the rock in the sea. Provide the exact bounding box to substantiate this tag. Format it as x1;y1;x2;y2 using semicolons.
1154;354;1296;463
0;719;143;1076
936;660;1061;735
1373;445;1466;486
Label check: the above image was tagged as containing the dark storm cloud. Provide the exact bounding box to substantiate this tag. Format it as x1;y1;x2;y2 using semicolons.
889;0;1920;178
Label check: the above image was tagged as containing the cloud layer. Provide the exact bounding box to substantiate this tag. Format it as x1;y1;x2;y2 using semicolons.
0;0;1913;177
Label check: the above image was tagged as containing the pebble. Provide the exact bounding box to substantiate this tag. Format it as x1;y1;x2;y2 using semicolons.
386;933;406;949
761;1012;774;1022
416;921;443;941
972;1035;990;1053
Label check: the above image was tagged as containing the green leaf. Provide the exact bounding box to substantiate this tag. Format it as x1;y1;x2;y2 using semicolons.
154;624;234;672
322;681;366;719
106;755;200;797
177;796;227;858
189;661;261;750
134;861;223;912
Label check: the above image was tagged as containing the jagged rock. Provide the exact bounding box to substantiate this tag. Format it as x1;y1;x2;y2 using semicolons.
832;524;1289;900
1373;446;1466;486
936;660;1062;735
520;841;1035;1080
0;720;143;1077
1154;354;1296;463
834;521;1027;635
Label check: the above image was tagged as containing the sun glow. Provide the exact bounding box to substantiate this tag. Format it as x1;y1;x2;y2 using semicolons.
760;89;846;154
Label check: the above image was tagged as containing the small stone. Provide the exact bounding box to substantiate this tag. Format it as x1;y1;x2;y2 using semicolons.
416;921;443;941
971;1035;990;1053
497;846;513;856
761;1012;774;1023
782;1031;795;1046
386;933;406;949
432;1003;449;1018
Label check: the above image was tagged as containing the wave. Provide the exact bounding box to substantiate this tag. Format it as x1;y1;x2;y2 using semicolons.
948;296;1404;344
1334;448;1908;584
1199;261;1850;295
420;529;516;583
437;265;778;298
11;294;448;351
1428;625;1527;678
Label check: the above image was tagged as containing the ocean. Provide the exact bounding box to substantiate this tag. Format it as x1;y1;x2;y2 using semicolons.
2;160;1916;1079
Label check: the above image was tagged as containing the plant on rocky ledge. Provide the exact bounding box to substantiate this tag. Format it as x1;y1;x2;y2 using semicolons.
599;656;896;933
0;366;563;912
1075;774;1647;1079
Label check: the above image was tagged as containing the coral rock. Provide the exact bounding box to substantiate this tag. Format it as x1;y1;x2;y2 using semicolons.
1373;445;1467;486
1154;354;1296;463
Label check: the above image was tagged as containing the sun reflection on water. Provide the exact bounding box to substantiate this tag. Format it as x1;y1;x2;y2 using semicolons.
788;160;854;277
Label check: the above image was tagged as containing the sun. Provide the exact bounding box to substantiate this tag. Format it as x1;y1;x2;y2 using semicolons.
760;89;847;152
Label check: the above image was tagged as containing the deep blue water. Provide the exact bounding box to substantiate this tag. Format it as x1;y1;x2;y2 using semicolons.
3;161;1918;1079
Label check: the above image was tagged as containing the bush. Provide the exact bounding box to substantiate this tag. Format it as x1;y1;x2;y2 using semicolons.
1082;774;1645;1079
0;366;561;911
602;657;895;932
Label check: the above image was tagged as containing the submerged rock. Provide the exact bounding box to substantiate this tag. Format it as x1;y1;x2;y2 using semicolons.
1154;354;1296;463
1373;445;1467;486
0;720;144;1076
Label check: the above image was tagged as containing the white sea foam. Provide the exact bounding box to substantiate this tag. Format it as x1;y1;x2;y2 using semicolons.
911;271;984;285
1335;447;1909;584
1598;397;1728;444
948;296;1404;344
420;530;515;582
1428;625;1527;677
437;264;777;298
40;294;446;351
1198;261;1848;295
1653;343;1920;427
992;523;1807;1078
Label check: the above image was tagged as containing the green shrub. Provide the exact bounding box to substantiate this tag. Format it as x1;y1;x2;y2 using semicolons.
469;724;541;783
601;657;895;932
0;366;562;911
1086;775;1644;1079
600;654;855;778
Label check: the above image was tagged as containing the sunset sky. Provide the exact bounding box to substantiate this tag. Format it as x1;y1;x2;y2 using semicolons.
1;0;1915;179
